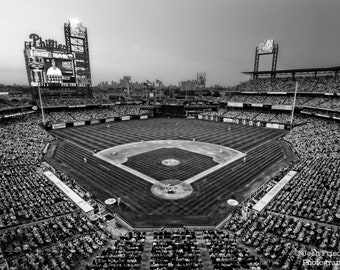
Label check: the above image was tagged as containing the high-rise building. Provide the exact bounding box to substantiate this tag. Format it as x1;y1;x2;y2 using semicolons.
180;80;197;91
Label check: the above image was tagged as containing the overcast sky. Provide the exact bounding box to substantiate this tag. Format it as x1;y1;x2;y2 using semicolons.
1;0;340;87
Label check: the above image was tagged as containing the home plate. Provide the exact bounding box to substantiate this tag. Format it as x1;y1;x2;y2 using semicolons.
151;179;193;200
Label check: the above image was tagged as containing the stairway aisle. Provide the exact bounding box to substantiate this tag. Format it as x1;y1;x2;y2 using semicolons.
196;231;214;270
140;232;154;270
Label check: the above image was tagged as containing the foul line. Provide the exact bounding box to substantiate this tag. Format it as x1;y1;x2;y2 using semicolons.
94;140;245;186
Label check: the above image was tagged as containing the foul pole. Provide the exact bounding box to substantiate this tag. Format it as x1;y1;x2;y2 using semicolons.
290;81;298;127
38;86;45;125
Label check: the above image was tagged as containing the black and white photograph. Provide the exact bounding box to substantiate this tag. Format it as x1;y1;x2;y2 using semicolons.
0;0;340;269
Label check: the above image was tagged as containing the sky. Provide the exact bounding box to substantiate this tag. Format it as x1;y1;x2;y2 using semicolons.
1;0;340;87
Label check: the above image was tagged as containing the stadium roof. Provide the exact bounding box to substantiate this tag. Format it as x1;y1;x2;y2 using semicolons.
243;66;340;76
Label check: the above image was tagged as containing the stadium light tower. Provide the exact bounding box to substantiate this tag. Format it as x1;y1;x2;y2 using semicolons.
253;40;278;79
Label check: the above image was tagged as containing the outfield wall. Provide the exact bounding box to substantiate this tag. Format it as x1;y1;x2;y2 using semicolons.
47;112;289;131
198;114;289;130
46;114;150;130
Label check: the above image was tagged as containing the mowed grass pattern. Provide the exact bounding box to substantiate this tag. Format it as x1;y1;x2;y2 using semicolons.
49;118;286;227
123;147;218;181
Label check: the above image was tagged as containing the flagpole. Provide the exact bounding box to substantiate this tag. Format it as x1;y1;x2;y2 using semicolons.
158;81;161;101
290;81;298;127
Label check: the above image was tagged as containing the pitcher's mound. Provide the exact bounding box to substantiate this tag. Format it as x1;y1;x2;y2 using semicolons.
151;179;193;200
161;159;181;166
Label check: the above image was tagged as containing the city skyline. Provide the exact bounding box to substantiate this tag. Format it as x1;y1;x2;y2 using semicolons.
1;0;340;87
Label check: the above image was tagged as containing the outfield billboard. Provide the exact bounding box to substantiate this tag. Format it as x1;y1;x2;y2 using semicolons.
24;33;76;87
25;49;76;87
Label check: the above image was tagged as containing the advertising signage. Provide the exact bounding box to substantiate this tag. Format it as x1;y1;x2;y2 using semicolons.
27;49;74;60
27;33;67;51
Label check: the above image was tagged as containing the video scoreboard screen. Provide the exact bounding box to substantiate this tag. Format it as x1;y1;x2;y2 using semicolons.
25;48;76;87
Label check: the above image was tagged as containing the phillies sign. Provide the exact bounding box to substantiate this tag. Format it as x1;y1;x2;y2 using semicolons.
28;33;67;51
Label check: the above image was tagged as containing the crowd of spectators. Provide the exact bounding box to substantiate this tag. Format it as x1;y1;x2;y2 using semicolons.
230;76;340;93
220;116;340;269
8;229;110;270
86;231;145;270
222;94;294;105
0;116;77;228
225;209;340;270
269;157;340;216
40;94;153;108
0;165;77;228
267;159;340;225
0;114;115;269
1;212;101;257
45;105;152;124
301;108;340;118
203;230;267;269
236;111;260;120
0;115;53;166
41;96;111;107
202;109;293;124
0;94;32;110
221;93;340;112
221;76;340;116
285;118;340;158
150;229;203;270
46;111;76;124
252;112;275;123
302;97;340;110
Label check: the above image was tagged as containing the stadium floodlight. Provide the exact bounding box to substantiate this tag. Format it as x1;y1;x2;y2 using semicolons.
253;40;279;79
69;18;80;25
258;40;274;54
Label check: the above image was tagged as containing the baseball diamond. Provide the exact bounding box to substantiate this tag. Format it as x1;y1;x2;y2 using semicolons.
46;118;292;227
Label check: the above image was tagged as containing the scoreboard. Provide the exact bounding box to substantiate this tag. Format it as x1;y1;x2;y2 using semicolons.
24;19;91;88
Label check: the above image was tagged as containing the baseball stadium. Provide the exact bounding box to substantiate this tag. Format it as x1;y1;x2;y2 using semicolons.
1;11;340;270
